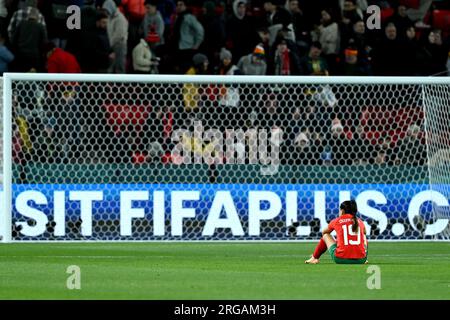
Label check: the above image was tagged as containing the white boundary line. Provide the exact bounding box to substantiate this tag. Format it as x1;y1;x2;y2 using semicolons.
2;239;450;244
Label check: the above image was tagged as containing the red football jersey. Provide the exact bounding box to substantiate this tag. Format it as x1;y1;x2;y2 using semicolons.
328;214;367;259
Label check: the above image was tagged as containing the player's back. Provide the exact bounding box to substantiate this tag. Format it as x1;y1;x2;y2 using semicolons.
330;214;367;259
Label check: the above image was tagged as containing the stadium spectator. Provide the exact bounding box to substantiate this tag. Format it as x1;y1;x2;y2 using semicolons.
347;20;371;65
341;0;364;27
272;37;302;75
44;42;81;73
0;31;14;74
352;125;374;164
215;47;239;75
93;10;115;73
7;0;46;41
182;53;209;111
40;0;77;49
66;5;98;72
340;45;369;75
237;44;267;75
385;3;414;41
398;25;420;75
300;41;329;75
311;8;340;74
392;124;426;165
263;0;294;46
168;0;204;73
372;23;403;75
132;38;154;73
120;0;146;56
103;0;128;73
285;0;311;56
419;29;449;76
288;131;320;165
227;0;258;64
338;0;367;14
198;1;226;67
10;7;47;72
141;0;164;48
325;119;352;165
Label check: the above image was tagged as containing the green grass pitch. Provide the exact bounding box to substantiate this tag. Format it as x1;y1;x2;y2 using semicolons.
0;242;449;299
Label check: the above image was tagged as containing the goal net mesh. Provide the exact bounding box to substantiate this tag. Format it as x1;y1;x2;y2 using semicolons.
3;77;449;241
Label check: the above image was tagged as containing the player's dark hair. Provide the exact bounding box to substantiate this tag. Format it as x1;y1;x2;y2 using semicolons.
340;200;358;232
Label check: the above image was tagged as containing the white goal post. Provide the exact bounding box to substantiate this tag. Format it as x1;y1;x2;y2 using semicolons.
1;73;449;242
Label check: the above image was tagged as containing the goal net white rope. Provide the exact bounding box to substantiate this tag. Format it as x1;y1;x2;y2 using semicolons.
1;74;449;241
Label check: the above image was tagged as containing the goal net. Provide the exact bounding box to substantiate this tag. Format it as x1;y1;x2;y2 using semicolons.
1;74;449;242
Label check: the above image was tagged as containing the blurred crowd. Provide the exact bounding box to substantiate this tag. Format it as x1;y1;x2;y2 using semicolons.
0;0;449;76
6;0;450;171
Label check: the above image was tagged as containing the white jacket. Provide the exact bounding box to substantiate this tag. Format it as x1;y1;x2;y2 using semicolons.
132;39;153;72
315;22;340;55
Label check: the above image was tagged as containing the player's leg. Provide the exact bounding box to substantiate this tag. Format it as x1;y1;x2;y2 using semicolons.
305;234;336;264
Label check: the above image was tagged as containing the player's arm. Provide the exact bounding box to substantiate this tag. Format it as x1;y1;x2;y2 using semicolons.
322;219;336;235
322;227;332;235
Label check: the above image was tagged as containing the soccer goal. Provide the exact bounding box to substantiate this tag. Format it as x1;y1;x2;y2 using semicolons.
1;73;449;242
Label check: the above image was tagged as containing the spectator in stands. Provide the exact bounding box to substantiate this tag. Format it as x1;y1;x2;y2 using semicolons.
93;10;115;73
340;44;370;75
372;23;403;75
256;26;272;69
419;29;449;76
132;38;154;73
300;41;329;75
385;4;414;41
311;8;340;74
11;7;47;72
272;37;302;75
141;0;165;48
398;26;420;75
0;32;13;74
66;5;97;72
199;1;226;65
169;0;204;73
40;0;77;49
263;0;294;46
285;0;311;56
215;47;240;75
289;131;318;165
103;0;129;73
227;0;258;64
7;0;46;41
341;0;364;25
352;125;374;165
121;0;146;56
237;44;267;75
340;1;365;47
183;53;209;111
325;119;352;165
44;41;81;73
392;124;426;165
338;0;367;15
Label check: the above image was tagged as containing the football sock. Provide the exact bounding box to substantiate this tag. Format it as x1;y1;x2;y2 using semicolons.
313;238;327;259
